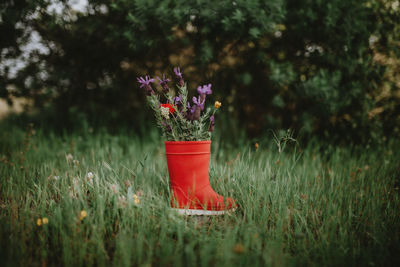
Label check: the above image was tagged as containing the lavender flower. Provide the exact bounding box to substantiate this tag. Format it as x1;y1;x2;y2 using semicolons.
209;115;215;132
173;94;184;111
192;96;205;111
173;95;183;105
156;74;170;94
197;84;212;102
174;67;185;87
190;96;205;120
185;102;194;121
137;75;155;96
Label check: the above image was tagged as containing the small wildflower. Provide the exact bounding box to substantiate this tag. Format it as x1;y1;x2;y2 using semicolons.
197;84;212;95
233;244;245;254
255;143;259;150
53;175;60;181
160;106;171;119
197;84;212;102
80;210;87;220
156;74;170;94
73;159;80;166
189;96;205;121
185;102;194;121
173;67;182;79
36;218;42;226
364;165;370;171
192;96;205;111
42;217;49;224
133;194;140;204
173;95;184;111
173;67;185;87
137;75;155;96
173;95;183;104
214;101;222;109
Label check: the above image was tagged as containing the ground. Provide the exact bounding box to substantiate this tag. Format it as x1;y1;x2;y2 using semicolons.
0;121;399;266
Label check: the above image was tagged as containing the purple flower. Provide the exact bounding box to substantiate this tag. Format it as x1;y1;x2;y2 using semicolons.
156;74;170;94
173;95;184;111
174;67;182;79
173;95;183;105
190;96;205;120
209;115;215;132
185;102;194;120
192;96;205;111
197;84;212;95
137;75;155;96
173;66;185;87
197;84;212;102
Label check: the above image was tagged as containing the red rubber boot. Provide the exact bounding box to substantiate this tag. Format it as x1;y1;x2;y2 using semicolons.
165;141;237;215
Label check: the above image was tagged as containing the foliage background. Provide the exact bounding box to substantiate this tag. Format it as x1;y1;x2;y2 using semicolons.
1;0;400;142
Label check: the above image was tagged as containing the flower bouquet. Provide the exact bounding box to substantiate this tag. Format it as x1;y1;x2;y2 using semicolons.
137;67;236;215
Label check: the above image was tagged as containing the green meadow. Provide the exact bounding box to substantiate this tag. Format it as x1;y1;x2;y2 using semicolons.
1;121;399;266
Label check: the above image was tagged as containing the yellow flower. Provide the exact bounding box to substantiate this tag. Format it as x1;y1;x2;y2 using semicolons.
233;243;245;254
42;217;49;225
214;101;222;109
80;210;87;220
133;194;140;204
255;143;259;150
36;218;42;226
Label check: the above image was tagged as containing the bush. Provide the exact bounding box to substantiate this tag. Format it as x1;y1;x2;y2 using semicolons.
1;0;399;142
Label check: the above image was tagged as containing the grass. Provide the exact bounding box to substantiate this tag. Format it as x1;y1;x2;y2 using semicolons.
0;120;399;266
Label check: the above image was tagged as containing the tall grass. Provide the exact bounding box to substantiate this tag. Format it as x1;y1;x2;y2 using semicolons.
0;121;399;266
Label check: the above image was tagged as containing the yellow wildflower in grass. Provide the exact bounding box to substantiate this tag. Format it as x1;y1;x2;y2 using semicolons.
36;218;42;226
214;101;222;109
133;194;140;204
233;243;245;254
42;217;49;225
80;210;87;220
255;143;259;150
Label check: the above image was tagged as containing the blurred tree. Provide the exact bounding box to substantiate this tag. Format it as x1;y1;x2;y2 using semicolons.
0;0;399;142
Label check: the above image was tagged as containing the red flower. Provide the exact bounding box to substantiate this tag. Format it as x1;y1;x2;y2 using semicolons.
160;103;175;114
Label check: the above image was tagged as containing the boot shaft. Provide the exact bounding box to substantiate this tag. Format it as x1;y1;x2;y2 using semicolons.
165;141;211;191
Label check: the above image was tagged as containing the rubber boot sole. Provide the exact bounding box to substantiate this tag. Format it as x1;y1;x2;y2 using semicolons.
172;207;236;216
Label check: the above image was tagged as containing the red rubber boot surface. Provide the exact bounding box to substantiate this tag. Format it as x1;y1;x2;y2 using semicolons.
165;141;236;211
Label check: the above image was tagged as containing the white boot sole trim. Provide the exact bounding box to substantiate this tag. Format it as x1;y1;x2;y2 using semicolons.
172;208;236;216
